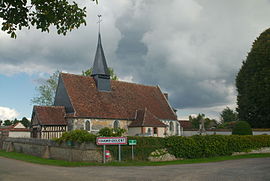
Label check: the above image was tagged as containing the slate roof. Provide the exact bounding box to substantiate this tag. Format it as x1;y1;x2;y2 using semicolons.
92;33;110;76
33;106;67;125
60;73;177;120
129;108;167;127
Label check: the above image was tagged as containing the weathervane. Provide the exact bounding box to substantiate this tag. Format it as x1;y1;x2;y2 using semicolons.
97;15;102;33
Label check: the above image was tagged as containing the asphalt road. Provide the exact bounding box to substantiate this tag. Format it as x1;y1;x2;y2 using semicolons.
0;157;269;181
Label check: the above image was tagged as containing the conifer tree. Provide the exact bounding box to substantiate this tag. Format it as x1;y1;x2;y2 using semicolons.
236;28;270;128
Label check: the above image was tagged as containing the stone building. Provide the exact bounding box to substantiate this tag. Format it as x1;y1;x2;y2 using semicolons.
31;32;179;139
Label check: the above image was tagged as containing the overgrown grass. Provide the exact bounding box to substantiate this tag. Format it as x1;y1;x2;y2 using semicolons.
0;150;270;167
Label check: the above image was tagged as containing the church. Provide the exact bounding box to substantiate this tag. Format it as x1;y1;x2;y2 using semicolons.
31;31;180;139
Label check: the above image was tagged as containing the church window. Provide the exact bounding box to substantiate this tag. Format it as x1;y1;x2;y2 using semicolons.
113;120;120;129
147;128;152;135
85;120;91;131
176;122;180;135
170;122;174;132
153;127;158;134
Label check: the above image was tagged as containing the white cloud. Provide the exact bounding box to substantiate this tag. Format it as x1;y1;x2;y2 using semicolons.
0;107;19;120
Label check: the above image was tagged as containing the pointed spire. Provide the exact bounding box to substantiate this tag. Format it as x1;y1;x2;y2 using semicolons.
91;15;111;92
91;33;110;76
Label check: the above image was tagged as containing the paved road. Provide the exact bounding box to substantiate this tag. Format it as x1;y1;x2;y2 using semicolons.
0;157;269;181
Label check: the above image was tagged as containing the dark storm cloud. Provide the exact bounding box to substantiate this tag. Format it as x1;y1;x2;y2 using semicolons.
111;0;270;113
1;0;270;118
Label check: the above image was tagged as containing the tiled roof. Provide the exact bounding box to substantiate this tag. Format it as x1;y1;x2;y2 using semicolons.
60;73;177;120
129;108;167;127
178;120;193;129
34;106;67;125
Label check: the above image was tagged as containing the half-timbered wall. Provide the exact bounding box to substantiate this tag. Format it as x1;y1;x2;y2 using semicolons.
41;125;67;139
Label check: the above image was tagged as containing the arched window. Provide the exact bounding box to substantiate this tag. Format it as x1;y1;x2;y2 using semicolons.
113;120;120;129
147;128;152;135
170;122;174;132
176;122;180;135
85;120;91;131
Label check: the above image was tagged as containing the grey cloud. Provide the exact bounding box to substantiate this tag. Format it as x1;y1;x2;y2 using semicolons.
1;0;270;117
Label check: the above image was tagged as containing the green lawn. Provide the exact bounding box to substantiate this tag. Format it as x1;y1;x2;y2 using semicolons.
0;150;270;167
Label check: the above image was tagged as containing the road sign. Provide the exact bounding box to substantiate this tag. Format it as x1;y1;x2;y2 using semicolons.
96;137;127;145
128;140;137;145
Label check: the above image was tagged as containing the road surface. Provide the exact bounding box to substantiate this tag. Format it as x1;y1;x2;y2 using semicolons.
0;157;269;181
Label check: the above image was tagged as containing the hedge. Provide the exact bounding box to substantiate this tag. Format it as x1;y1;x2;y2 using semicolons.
55;132;270;161
106;135;270;160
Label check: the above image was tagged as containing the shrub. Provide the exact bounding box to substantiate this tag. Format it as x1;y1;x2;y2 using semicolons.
98;127;126;137
232;121;253;135
166;135;270;159
54;130;96;143
106;136;165;161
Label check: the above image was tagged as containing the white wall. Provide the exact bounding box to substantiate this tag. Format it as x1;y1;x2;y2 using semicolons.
128;127;142;136
9;131;31;138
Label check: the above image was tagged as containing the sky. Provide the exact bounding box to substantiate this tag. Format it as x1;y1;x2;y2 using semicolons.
1;0;270;121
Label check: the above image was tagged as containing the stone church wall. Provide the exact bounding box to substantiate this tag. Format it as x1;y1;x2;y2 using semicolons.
1;137;103;162
67;118;131;134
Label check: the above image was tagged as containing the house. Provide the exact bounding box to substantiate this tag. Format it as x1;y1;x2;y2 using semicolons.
31;32;179;139
0;122;30;138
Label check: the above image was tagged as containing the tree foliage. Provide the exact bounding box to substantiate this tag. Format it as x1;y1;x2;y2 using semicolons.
232;121;253;135
236;28;270;128
31;70;60;106
220;107;238;123
82;67;118;80
98;127;126;137
189;114;218;129
1;117;30;127
0;0;97;38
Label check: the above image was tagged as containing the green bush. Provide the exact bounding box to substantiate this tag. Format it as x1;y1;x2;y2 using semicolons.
232;121;253;135
54;130;96;143
166;135;270;159
106;136;165;161
98;127;126;137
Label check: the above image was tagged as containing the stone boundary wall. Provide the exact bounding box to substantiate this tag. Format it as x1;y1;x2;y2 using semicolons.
0;137;103;162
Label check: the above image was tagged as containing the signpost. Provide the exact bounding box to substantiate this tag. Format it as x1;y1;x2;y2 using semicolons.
128;140;137;160
96;137;127;163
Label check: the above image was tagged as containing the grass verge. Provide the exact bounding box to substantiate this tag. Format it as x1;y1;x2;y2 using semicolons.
0;150;270;167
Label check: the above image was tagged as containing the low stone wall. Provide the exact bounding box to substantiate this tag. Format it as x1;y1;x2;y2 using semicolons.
1;137;103;162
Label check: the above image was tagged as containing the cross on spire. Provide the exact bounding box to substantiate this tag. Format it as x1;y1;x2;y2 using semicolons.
97;14;102;33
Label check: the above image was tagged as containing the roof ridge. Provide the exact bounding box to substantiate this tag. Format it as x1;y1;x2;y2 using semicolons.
61;72;158;88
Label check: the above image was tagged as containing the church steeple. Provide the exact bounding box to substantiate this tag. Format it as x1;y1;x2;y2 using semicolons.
91;15;111;92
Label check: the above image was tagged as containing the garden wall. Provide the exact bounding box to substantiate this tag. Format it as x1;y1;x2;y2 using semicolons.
1;137;103;162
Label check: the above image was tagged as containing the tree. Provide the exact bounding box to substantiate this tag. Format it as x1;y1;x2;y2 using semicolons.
220;107;238;123
3;120;12;126
1;0;97;38
32;68;118;106
189;114;217;129
236;28;270;128
232;121;252;135
31;70;60;106
21;117;30;128
82;68;118;80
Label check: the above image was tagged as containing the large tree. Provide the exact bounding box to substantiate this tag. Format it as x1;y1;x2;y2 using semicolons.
236;28;270;128
0;0;97;38
220;107;238;123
